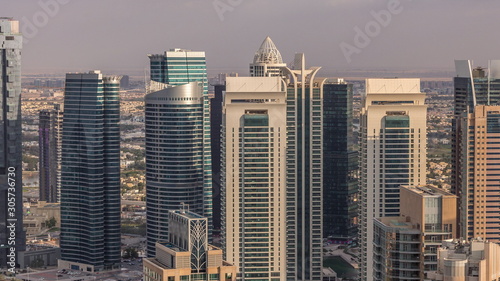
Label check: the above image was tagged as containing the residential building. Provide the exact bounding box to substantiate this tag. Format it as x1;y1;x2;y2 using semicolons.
373;185;457;280
249;36;287;78
143;210;236;281
148;49;212;252
455;104;500;243
323;79;359;240
0;17;25;268
145;81;206;256
283;54;324;281
210;83;225;232
359;78;427;280
221;77;287;280
373;217;422;280
59;71;121;272
428;238;500;281
39;104;63;203
453;60;500;242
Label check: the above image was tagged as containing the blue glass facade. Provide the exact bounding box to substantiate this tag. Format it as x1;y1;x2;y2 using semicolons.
147;49;212;255
60;72;121;271
145;82;205;256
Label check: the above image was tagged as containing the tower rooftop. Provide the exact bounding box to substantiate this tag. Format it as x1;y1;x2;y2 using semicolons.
253;36;283;64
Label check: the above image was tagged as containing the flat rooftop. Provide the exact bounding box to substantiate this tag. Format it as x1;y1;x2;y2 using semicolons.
402;185;455;197
170;210;205;219
376;217;420;233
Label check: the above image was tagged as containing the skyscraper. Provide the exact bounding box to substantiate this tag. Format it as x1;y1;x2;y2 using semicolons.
359;78;427;280
39;104;63;203
249;37;287;78
283;54;324;281
145;81;206;256
210;83;225;232
0;17;25;269
322;79;359;240
452;60;500;242
60;71;121;272
221;76;287;280
148;49;213;246
455;105;500;243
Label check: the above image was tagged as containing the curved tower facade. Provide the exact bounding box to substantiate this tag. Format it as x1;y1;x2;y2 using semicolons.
145;82;205;256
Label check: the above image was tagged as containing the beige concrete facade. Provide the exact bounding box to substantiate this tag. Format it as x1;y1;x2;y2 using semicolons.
373;185;458;280
143;243;236;281
456;105;500;243
359;78;427;280
143;210;236;281
221;77;287;280
428;239;500;281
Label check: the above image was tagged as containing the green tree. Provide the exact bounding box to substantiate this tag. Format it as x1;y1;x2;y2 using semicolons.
45;217;57;228
123;247;139;259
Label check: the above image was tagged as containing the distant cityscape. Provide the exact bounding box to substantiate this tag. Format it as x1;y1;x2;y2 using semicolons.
1;15;500;281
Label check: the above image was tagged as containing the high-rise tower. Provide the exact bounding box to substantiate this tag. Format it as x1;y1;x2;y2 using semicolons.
145;81;206;256
283;54;324;281
147;49;212;251
221;77;287;280
452;60;500;242
0;17;25;269
359;78;427;280
455;105;500;243
250;37;287;78
322;79;359;240
39;104;63;203
60;71;121;272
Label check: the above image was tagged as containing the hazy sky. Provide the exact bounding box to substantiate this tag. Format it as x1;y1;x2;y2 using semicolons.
4;0;500;76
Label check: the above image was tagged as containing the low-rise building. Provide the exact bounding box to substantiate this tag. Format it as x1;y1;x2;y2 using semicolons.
428;238;500;281
143;210;236;281
373;185;458;280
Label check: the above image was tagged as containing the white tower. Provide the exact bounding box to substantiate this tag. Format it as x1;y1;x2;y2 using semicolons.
250;36;287;78
221;77;287;280
359;78;427;280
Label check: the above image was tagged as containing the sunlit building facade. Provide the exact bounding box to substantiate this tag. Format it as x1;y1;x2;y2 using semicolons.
359;78;427;280
221;77;287;280
148;49;213;251
145;81;206;257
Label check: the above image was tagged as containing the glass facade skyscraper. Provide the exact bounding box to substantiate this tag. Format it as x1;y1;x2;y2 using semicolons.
60;71;121;272
323;80;359;240
0;17;25;269
145;81;205;256
147;49;212;244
